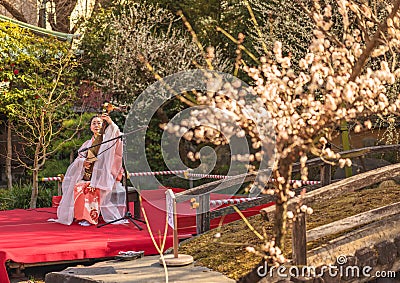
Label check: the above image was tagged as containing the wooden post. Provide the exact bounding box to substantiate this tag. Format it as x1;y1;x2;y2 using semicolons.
292;212;307;266
128;187;141;220
196;194;210;234
340;120;353;177
173;198;178;258
183;170;193;189
57;174;64;196
320;163;332;186
166;189;178;257
163;189;194;266
358;156;367;172
57;181;62;196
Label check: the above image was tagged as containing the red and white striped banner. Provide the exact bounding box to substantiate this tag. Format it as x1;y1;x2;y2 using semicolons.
186;173;227;179
41;177;62;182
280;179;320;185
210;197;261;206
186;173;320;185
43;170;321;186
129;170;188;177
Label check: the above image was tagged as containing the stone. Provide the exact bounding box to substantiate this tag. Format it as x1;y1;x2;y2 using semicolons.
290;276;322;282
160;254;194;266
340;256;358;281
355;247;378;268
374;241;397;266
394;236;400;257
318;265;341;283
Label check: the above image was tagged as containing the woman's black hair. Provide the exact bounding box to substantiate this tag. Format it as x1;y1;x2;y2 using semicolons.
89;115;101;124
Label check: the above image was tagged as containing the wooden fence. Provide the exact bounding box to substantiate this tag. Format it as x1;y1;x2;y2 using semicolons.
286;162;400;265
175;144;400;235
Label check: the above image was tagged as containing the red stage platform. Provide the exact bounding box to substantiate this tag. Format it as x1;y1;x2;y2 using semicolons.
0;188;271;283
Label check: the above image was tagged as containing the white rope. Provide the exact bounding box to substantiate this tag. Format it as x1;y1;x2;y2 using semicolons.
129;170;188;177
43;170;321;185
186;173;227;179
41;177;62;182
186;173;320;185
210;196;261;206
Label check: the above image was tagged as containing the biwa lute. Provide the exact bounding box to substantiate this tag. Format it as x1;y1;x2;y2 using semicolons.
83;102;127;181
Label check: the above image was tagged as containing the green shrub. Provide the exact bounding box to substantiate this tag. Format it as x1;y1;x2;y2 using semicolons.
0;183;57;210
40;158;70;180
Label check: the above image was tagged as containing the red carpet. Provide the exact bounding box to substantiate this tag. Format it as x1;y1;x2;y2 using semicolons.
0;188;272;283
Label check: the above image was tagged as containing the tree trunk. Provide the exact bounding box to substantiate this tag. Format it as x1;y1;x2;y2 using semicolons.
70;150;74;164
30;146;40;208
274;160;293;250
48;0;78;33
38;0;47;28
6;119;12;189
30;168;39;209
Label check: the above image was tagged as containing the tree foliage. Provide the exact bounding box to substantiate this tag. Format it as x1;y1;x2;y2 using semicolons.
247;0;314;67
0;21;81;208
77;0;234;176
0;0;102;33
79;0;231;103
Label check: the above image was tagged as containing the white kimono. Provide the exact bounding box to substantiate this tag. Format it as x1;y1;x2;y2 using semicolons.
55;121;126;225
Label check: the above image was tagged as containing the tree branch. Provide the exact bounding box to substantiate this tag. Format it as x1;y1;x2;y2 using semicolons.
349;0;400;82
294;0;344;48
0;0;27;22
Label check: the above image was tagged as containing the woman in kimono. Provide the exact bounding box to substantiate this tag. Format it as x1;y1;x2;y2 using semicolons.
54;114;126;226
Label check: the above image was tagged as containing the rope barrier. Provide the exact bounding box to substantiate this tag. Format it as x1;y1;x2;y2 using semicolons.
284;179;320;185
186;173;227;179
41;176;62;182
128;170;188;177
185;173;320;185
41;171;320;185
210;196;261;206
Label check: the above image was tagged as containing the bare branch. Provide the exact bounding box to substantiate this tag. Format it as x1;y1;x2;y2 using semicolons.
294;0;344;48
0;0;27;22
349;0;400;81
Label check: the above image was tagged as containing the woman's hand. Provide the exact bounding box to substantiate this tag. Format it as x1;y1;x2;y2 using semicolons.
100;113;112;125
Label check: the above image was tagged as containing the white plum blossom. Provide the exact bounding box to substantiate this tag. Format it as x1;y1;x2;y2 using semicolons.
174;0;400;259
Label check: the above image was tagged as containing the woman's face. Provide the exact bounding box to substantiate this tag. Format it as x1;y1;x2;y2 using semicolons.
90;117;103;135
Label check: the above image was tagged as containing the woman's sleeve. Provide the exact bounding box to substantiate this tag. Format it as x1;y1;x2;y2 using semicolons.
61;140;91;194
90;122;123;190
56;139;90;225
108;122;123;179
